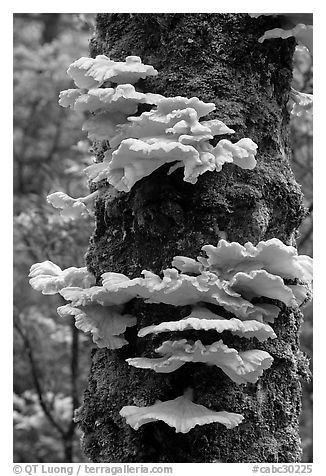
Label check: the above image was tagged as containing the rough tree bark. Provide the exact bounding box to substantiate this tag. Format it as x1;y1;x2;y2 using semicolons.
77;13;310;463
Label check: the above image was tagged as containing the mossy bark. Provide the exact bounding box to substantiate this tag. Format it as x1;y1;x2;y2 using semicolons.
77;13;309;463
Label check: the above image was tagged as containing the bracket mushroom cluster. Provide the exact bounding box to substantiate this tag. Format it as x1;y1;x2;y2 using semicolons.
58;54;258;196
29;260;96;294
30;237;312;433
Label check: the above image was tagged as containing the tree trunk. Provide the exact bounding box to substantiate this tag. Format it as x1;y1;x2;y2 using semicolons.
77;13;309;463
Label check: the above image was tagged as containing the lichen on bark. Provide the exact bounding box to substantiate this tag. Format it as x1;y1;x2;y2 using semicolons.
77;13;310;463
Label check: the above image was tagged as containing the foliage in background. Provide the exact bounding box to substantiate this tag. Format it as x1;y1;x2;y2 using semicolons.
13;13;313;463
291;45;313;257
13;13;96;463
291;44;313;464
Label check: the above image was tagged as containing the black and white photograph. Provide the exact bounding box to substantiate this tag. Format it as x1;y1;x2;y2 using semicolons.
12;7;314;470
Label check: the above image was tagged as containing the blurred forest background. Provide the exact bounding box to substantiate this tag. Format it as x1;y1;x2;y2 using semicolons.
13;13;313;463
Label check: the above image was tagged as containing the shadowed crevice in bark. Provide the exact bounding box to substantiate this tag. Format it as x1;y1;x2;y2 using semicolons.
77;13;310;463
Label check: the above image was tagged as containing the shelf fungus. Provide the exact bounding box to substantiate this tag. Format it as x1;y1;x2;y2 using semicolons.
249;13;313;53
171;256;203;275
59;283;135;307
138;306;276;342
127;339;273;384
229;270;299;306
153;96;216;118
102;268;281;322
258;24;313;53
288;88;313;117
84;116;256;192
120;388;244;432
30;241;312;433
176;238;312;308
60;85;163;115
59;267;280;323
199;238;312;282
28;261;96;295
57;303;136;349
107;103;234;149
58;88;83;108
47;191;98;220
67;55;158;89
56;238;311;345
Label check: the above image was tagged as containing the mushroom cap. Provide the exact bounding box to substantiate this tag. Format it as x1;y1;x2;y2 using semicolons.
67;55;158;89
127;339;273;384
138;306;276;342
57;303;136;349
120;389;244;432
29;261;95;295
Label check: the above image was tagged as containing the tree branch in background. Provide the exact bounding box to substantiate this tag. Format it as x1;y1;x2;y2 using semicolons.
298;202;313;250
14;313;66;438
298;222;313;249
